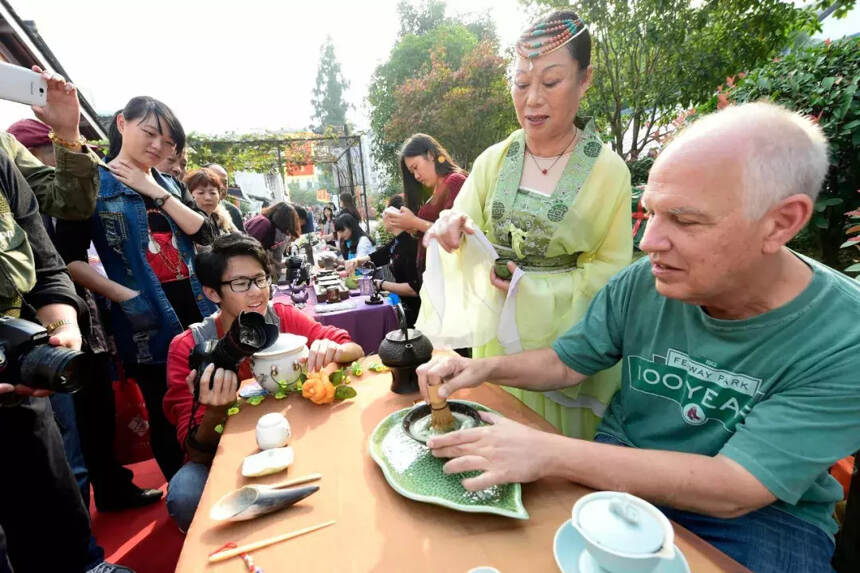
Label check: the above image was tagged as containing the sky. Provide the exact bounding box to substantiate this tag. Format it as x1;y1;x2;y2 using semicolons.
0;0;532;136
2;0;855;138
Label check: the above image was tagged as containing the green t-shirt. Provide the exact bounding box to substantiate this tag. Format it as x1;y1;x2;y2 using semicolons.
552;255;860;538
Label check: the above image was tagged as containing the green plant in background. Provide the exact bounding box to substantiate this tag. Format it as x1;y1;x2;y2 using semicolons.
724;36;860;268
528;0;818;160
843;203;860;278
187;131;312;178
627;156;655;187
368;0;500;182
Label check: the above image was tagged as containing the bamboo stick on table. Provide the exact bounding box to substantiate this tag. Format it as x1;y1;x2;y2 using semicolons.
208;520;336;563
259;472;322;489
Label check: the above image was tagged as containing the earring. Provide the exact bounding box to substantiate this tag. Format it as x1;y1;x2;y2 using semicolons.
437;155;446;163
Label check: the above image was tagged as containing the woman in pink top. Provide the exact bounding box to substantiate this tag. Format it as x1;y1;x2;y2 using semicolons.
383;134;467;267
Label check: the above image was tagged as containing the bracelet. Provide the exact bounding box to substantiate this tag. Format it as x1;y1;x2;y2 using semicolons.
45;318;76;334
48;130;86;151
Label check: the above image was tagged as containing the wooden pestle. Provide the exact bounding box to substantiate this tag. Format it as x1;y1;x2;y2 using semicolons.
428;384;455;432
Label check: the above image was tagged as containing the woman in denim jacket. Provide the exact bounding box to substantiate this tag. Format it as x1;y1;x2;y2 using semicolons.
87;96;216;481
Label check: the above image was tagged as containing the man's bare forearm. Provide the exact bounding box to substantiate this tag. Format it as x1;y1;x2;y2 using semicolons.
483;348;585;391
547;438;776;518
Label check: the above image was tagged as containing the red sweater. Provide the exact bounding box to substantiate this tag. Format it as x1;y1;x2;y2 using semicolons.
163;302;351;450
416;172;466;224
417;171;466;267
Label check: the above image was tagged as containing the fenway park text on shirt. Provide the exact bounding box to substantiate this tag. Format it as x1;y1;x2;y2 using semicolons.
627;348;763;431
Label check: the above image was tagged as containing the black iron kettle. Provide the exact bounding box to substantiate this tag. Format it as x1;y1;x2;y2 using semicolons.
377;304;433;394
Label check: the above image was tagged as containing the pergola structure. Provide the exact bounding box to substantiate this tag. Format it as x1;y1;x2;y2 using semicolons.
190;129;371;231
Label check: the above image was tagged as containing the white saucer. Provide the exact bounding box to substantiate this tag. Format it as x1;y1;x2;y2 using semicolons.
553;519;690;573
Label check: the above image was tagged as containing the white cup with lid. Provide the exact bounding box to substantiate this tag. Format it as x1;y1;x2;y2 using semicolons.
572;491;675;573
255;412;291;450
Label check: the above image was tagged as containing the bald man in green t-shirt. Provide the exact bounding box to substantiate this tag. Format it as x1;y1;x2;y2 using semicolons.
418;102;860;573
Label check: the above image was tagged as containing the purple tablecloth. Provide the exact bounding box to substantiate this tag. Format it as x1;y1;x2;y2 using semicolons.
272;286;399;355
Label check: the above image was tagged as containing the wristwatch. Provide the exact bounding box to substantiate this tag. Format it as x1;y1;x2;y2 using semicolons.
154;193;173;208
45;318;76;334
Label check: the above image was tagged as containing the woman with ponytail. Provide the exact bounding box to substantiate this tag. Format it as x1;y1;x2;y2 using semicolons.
84;96;216;481
383;134;466;267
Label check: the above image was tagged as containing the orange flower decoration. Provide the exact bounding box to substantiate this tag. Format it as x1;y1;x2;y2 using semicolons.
302;372;336;405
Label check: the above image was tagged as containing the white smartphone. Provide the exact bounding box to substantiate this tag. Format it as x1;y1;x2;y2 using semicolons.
0;62;47;107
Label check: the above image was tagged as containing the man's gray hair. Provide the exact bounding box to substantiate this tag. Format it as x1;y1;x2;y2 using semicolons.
669;101;830;219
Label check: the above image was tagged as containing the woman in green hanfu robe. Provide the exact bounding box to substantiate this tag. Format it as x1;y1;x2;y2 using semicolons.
417;9;633;439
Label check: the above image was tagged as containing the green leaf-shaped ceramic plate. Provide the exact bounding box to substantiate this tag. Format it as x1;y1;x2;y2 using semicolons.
369;400;528;519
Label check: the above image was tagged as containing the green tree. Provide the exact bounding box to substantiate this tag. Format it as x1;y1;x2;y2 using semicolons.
397;0;447;36
528;0;817;159
369;0;504;181
312;37;350;132
385;41;519;170
723;37;860;268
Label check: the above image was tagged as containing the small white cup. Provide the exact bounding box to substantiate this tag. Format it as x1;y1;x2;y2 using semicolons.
255;413;291;450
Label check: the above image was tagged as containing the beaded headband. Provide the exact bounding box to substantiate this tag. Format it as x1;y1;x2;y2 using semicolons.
516;17;587;66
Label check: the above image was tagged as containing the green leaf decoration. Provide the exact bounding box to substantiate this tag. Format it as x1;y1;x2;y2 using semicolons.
351;362;363;376
227;406;240;416
368;363;389;373
214;424;224;434
330;369;345;386
247;396;265;406
274;391;287;400
334;385;357;400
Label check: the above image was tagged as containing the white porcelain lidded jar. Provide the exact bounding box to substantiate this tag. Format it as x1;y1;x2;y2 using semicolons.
249;333;309;394
572;491;676;573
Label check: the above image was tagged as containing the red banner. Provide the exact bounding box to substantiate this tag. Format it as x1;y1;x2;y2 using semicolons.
286;140;314;176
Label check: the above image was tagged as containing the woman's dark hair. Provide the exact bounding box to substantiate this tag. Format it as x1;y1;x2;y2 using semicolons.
195;233;276;294
184;167;226;193
107;96;186;161
261;202;301;238
321;204;335;222
387;194;405;210
531;10;591;72
292;204;309;222
399;133;465;213
338;192;361;221
334;213;372;258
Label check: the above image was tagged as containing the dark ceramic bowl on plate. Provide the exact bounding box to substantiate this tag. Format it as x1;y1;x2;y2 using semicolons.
402;401;484;445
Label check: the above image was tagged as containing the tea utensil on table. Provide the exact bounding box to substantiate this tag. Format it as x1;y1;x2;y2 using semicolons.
208;520;336;562
209;473;322;522
428;384;455;431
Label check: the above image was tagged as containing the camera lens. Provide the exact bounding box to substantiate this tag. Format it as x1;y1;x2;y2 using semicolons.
20;345;88;393
239;325;264;347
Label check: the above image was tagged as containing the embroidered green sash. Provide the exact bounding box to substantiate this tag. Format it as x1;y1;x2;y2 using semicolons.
488;117;603;270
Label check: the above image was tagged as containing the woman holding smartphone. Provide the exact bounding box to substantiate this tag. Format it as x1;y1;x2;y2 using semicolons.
86;96;216;481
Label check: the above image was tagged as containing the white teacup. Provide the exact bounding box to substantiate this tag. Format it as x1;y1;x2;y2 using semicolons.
255;412;291;450
572;491;675;573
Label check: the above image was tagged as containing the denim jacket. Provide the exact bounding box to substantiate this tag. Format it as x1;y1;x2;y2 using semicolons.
90;167;216;364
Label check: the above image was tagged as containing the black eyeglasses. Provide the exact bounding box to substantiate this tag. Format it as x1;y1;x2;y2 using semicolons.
220;275;272;293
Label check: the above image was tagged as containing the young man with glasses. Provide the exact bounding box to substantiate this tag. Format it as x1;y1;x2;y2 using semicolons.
162;233;363;531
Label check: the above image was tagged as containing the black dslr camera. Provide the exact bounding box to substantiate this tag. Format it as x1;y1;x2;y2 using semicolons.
188;311;278;401
0;316;88;406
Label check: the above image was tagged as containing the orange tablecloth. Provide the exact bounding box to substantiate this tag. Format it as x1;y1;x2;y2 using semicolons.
176;355;750;572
